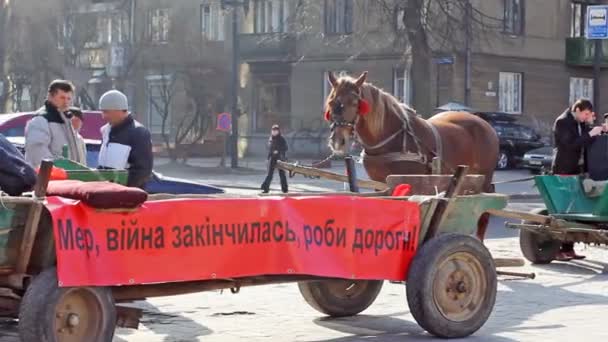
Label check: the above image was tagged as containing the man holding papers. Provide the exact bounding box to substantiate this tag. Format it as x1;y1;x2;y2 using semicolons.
97;90;153;189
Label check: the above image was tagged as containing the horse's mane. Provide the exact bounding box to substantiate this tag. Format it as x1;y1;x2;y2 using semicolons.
329;75;416;139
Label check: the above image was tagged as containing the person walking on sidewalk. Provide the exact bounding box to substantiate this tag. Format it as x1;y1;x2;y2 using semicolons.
261;124;288;193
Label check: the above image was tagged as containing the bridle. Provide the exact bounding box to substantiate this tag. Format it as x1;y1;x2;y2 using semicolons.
327;91;364;136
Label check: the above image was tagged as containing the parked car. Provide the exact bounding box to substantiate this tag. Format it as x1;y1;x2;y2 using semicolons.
473;112;546;170
0;111;105;140
5;136;225;195
522;146;553;174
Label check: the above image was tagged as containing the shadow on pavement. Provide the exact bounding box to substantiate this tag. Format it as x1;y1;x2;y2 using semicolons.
311;313;517;342
114;300;213;342
310;271;608;342
534;259;608;276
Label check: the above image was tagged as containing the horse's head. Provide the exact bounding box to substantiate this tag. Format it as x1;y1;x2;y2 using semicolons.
324;71;370;155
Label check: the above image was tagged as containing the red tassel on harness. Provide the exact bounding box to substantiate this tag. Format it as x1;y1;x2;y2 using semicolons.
324;110;331;121
358;99;370;115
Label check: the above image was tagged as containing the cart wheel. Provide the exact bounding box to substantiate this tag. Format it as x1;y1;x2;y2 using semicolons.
406;234;496;339
519;209;560;264
19;267;116;342
298;279;383;317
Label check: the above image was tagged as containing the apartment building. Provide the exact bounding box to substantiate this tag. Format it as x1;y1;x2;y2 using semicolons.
238;0;608;156
3;0;232;154
3;0;608;157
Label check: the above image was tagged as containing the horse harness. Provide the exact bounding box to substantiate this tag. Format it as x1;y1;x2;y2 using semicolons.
356;106;445;172
328;92;446;172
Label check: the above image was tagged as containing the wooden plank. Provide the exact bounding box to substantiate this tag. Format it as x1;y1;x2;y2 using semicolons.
276;161;388;191
15;160;52;274
486;208;551;224
386;174;486;195
423;165;469;243
494;258;525;268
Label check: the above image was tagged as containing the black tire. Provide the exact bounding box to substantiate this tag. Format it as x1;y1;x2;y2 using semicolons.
298;279;383;317
496;150;510;170
19;267;116;342
519;208;560;264
406;234;497;339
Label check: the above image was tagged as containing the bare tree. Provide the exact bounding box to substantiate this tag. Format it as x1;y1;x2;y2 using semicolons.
374;0;502;114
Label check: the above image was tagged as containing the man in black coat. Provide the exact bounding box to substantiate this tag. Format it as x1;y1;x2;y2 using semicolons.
261;125;288;193
552;99;605;261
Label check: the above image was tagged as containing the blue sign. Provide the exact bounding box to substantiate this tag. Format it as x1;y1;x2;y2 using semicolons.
216;112;232;132
433;56;455;65
587;5;608;39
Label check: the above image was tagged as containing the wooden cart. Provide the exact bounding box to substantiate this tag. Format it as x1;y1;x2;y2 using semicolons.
0;162;509;341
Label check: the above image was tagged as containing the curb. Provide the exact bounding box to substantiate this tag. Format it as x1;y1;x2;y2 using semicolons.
508;194;542;201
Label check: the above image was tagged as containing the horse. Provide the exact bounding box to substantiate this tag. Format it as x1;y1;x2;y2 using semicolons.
323;71;499;193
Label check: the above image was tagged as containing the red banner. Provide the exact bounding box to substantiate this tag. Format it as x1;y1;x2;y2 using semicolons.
46;196;421;287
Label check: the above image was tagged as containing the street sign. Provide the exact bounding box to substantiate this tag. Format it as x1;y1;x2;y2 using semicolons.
216;112;232;132
433;56;455;65
587;5;608;39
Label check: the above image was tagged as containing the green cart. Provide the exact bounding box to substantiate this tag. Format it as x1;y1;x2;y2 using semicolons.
53;158;129;185
493;175;608;264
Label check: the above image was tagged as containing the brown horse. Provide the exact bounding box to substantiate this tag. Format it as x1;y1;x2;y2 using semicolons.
324;71;499;192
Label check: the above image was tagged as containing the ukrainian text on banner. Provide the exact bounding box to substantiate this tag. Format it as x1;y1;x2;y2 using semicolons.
46;196;421;287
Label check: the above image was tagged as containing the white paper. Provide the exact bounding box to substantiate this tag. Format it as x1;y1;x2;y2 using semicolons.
99;142;131;169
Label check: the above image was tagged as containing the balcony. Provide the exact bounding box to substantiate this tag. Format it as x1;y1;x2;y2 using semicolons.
566;37;608;66
76;43;130;74
239;33;296;62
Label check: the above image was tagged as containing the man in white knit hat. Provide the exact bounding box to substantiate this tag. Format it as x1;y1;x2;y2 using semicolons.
97;90;153;188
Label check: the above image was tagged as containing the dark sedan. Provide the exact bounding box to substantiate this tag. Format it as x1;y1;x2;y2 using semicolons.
6;136;225;195
473;112;546;170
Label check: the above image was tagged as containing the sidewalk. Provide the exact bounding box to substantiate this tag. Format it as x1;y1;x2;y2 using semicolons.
154;157;541;198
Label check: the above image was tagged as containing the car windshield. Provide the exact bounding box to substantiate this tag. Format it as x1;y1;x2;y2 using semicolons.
494;123;534;140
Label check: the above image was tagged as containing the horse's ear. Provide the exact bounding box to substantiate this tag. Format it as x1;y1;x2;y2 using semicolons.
328;72;338;88
355;71;368;87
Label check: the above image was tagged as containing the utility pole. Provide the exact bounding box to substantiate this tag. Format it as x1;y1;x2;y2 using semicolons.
594;39;602;121
464;0;472;106
222;0;245;169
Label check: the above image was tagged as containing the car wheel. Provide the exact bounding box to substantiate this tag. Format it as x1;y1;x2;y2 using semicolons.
496;151;509;170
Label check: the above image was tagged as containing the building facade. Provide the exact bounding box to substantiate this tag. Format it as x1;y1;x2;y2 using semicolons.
238;0;608;156
3;0;608;158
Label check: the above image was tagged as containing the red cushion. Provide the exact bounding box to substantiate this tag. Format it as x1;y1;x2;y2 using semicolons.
47;180;148;209
392;184;412;197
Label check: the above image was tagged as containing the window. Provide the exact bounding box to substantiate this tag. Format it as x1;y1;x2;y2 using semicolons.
11;84;32;112
393;68;412;105
395;6;406;31
569;77;594;104
322;70;349;107
146;75;173;134
254;0;290;33
324;0;353;34
504;0;524;35
570;2;587;38
82;13;128;48
498;72;523;114
148;8;170;43
253;75;291;132
201;3;225;40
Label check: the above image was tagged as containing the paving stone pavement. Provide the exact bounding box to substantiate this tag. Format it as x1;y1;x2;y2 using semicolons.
109;237;608;342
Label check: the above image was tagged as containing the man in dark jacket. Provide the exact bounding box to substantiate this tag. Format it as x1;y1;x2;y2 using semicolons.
552;99;605;261
0;134;37;196
97;90;153;189
261;124;288;193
